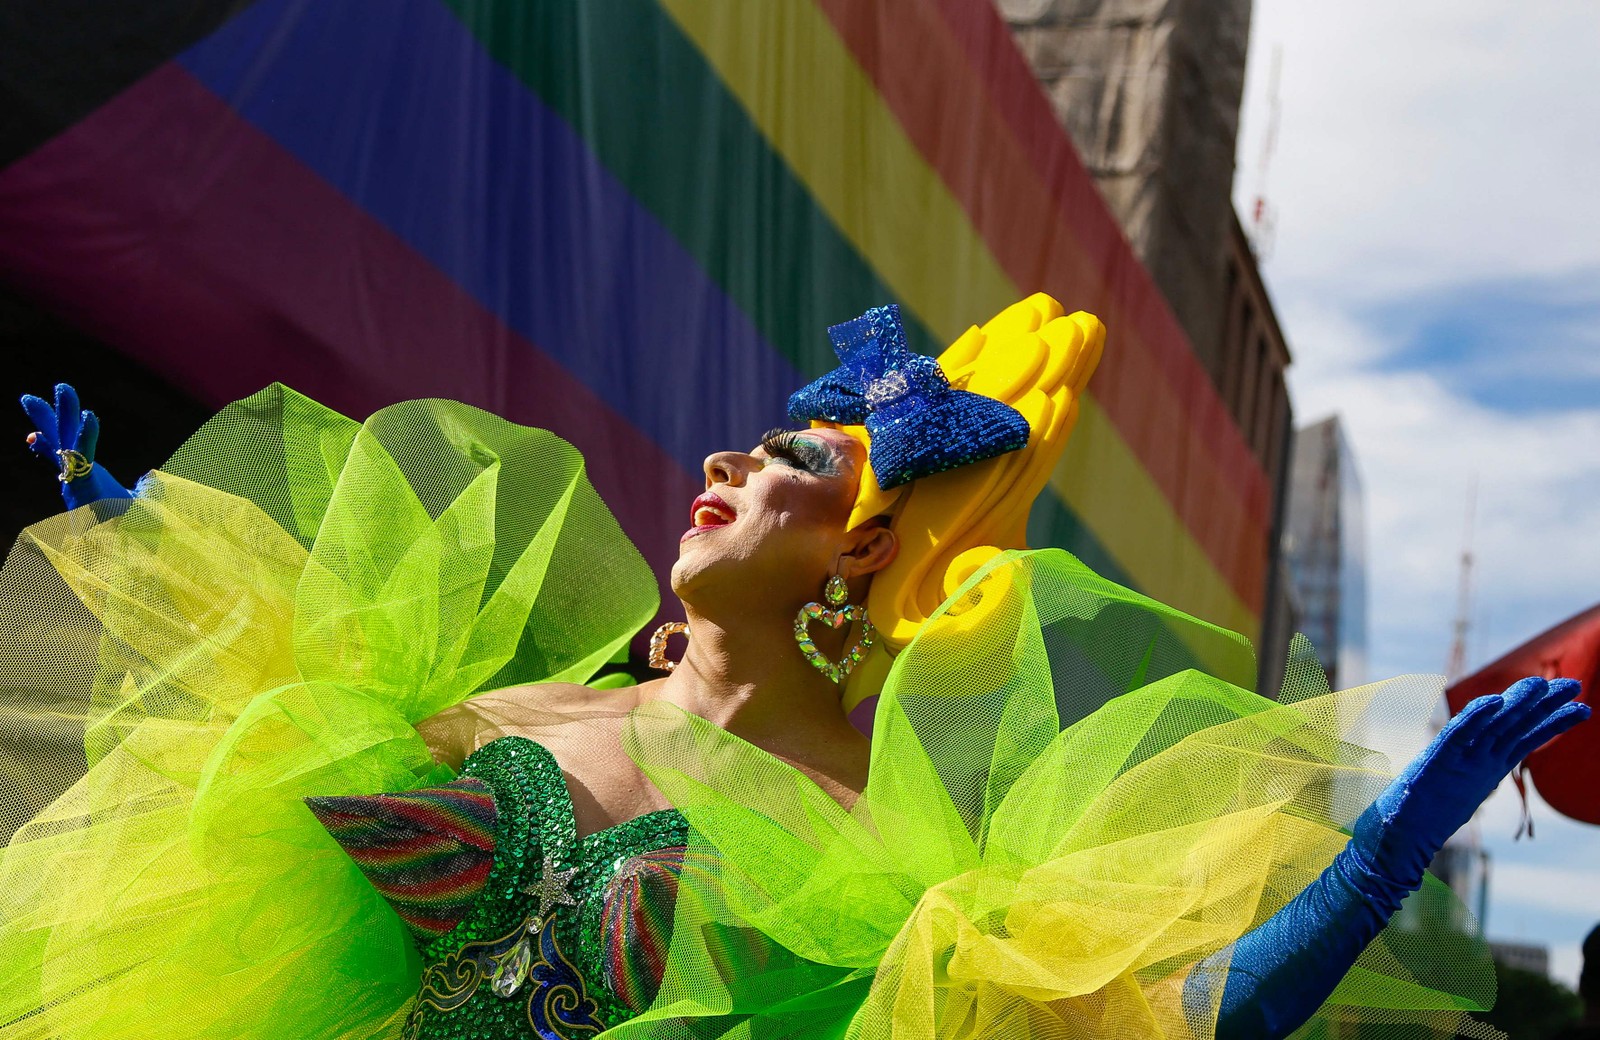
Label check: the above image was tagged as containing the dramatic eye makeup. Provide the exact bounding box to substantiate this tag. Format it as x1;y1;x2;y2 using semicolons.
757;427;841;476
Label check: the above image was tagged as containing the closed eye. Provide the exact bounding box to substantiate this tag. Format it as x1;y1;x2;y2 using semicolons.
757;428;837;475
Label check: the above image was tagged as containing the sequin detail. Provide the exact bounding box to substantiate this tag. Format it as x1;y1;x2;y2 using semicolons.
598;845;729;1010
403;737;687;1039
787;304;1032;489
305;778;497;942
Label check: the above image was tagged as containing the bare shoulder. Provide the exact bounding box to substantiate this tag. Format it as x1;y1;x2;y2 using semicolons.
461;681;601;716
417;681;643;771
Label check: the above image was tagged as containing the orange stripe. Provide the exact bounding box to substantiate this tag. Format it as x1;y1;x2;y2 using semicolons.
813;0;1269;613
925;0;1269;511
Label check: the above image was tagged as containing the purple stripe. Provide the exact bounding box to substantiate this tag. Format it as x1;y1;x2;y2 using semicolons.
175;0;804;477
0;64;696;598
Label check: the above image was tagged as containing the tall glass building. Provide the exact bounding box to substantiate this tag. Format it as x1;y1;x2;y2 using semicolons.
1284;416;1368;690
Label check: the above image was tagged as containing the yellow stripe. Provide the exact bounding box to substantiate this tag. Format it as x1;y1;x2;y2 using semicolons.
1059;401;1261;642
662;0;1262;653
658;0;1015;341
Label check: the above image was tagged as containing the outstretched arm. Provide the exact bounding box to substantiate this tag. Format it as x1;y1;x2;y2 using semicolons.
21;383;137;510
1207;676;1590;1040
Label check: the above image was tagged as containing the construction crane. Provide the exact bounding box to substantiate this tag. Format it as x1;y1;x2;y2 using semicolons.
1248;44;1283;259
1446;476;1478;685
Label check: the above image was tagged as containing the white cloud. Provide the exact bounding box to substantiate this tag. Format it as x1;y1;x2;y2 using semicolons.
1239;0;1600;687
1550;945;1583;995
1472;782;1600;989
1235;0;1600;991
1238;0;1600;300
1492;862;1600;918
1283;300;1600;680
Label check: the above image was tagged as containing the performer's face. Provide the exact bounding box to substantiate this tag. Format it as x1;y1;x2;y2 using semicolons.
672;428;890;608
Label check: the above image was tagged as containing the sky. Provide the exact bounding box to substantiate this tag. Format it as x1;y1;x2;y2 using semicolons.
1234;0;1600;990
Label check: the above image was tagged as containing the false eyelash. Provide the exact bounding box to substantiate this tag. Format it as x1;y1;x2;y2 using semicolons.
758;428;811;469
759;427;799;455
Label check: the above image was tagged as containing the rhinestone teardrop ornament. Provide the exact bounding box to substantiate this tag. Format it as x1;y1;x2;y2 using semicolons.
488;935;533;998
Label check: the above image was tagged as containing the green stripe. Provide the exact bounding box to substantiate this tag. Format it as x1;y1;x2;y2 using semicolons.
1026;490;1137;593
443;1;1192;624
439;0;942;372
1027;492;1214;680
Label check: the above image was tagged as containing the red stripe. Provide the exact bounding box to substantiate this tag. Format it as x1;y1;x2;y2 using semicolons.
398;908;476;935
385;858;495;901
396;791;492;813
355;832;460;860
384;799;496;850
0;63;698;611
815;0;1270;613
927;0;1274;519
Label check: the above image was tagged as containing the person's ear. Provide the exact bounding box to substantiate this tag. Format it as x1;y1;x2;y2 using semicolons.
839;520;898;580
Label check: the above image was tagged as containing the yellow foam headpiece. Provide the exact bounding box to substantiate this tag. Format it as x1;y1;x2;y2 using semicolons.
821;293;1105;711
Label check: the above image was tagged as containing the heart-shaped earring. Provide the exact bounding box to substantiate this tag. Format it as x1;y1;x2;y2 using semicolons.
793;575;875;683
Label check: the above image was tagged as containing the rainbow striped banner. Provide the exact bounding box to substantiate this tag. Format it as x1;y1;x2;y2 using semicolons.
0;0;1268;676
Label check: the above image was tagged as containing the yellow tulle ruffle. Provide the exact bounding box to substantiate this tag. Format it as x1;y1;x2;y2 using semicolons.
0;386;1496;1040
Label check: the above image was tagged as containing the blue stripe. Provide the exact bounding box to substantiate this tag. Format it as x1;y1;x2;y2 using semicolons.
177;0;805;474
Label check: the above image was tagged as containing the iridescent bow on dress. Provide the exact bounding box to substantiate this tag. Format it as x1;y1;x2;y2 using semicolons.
786;304;1031;489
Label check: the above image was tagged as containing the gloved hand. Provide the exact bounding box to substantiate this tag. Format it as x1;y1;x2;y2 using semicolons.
21;383;137;511
1210;676;1591;1040
1352;675;1587;888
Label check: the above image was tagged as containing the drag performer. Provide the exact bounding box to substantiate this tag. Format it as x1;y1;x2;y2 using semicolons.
1;295;1587;1039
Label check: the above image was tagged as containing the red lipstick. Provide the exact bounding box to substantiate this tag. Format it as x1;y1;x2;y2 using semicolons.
682;492;737;542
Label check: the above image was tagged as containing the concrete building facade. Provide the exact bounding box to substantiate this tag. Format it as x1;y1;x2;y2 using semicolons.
997;0;1253;375
996;0;1300;691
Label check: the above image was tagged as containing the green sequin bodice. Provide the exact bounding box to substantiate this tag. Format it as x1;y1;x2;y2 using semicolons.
404;737;688;1039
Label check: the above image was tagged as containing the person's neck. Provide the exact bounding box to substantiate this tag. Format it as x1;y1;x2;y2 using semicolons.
653;600;856;745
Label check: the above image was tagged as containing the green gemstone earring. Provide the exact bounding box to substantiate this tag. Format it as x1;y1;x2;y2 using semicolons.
793;575;875;684
824;574;848;607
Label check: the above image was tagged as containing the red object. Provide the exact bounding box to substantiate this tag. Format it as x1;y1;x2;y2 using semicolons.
1447;602;1600;825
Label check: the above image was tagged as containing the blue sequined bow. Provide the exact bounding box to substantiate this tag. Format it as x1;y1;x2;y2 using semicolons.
786;305;1031;489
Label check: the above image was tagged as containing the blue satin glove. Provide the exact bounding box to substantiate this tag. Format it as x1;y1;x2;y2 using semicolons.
1208;676;1591;1040
21;383;137;511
